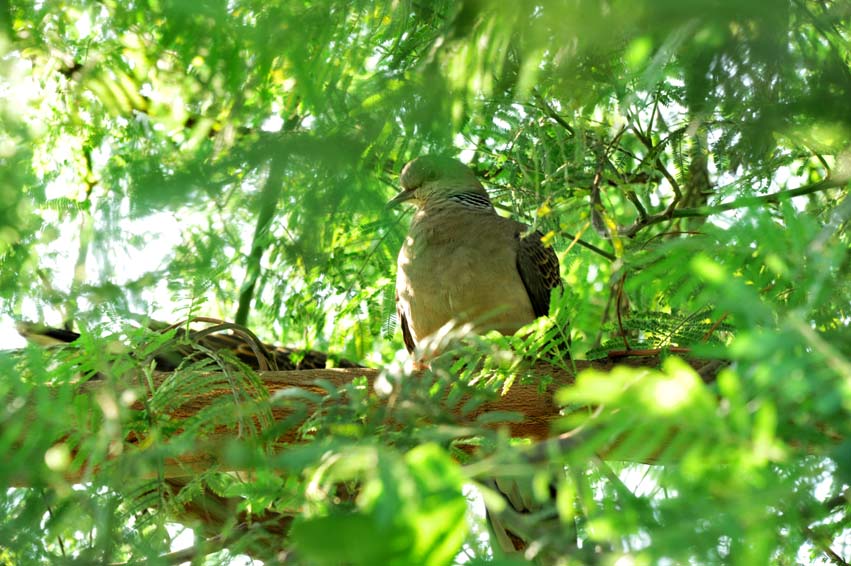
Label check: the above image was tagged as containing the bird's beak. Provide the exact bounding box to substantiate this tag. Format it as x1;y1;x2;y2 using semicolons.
387;189;416;208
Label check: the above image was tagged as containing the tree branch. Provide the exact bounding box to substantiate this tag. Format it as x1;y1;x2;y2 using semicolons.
629;123;683;205
533;91;575;136
621;177;847;237
561;229;617;261
8;357;726;485
234;160;285;326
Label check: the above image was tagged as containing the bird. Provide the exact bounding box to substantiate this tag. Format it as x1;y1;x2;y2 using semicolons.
390;155;563;361
389;155;565;556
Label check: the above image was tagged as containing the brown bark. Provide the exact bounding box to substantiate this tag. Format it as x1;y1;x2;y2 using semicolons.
78;355;724;478
19;356;723;562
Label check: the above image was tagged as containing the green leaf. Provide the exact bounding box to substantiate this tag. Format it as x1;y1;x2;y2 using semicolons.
292;444;467;566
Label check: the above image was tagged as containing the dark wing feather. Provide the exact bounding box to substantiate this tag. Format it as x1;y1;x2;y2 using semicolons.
396;292;417;353
516;229;562;317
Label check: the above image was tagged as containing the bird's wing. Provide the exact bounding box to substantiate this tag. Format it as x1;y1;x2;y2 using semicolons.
515;228;562;318
396;291;417;353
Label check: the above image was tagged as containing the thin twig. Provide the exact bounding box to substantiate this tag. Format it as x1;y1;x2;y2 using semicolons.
621;177;846;237
824;488;849;512
630;123;682;205
234;159;285;327
701;313;729;343
561;228;616;261
492;199;616;261
41;490;66;558
615;275;630;351
802;524;850;566
533;91;576;136
590;155;609;239
606;346;692;359
108;534;233;566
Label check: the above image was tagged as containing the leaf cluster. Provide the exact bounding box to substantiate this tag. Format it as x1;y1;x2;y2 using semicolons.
1;0;850;565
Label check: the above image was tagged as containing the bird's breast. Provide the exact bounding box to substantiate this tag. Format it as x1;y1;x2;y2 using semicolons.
396;210;536;344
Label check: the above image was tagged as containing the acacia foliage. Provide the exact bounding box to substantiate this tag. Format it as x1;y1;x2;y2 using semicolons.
0;1;850;565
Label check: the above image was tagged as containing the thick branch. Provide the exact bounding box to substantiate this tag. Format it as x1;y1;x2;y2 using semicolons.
53;357;723;481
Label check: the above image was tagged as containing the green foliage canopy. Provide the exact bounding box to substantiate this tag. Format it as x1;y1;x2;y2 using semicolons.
0;1;850;565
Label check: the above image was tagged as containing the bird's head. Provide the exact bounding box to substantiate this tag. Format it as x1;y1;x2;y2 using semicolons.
388;155;491;209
